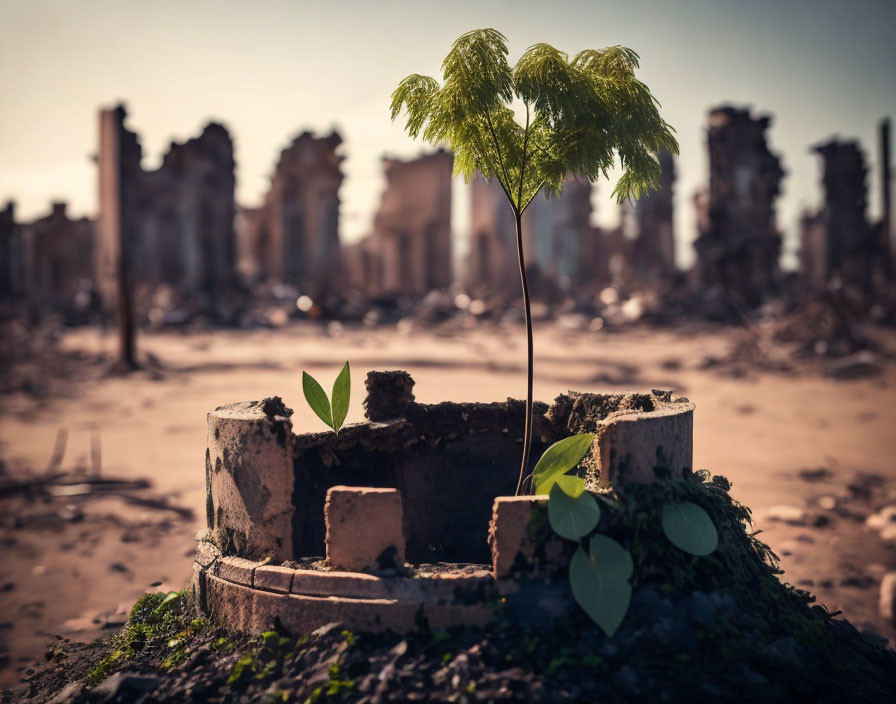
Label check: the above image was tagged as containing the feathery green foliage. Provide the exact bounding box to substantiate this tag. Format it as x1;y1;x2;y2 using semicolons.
391;28;678;209
391;29;677;494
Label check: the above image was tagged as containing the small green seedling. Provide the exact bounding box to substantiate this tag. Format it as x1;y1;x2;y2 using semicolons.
302;362;350;433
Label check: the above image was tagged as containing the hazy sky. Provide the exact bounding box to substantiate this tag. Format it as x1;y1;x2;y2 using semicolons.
1;0;893;267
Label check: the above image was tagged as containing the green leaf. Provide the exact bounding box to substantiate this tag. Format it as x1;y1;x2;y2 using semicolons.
153;591;180;613
532;433;594;495
302;371;333;430
548;482;600;540
331;362;351;433
569;535;632;637
554;474;585;499
661;501;718;556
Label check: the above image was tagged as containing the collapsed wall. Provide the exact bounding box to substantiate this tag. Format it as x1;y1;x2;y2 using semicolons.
204;373;694;566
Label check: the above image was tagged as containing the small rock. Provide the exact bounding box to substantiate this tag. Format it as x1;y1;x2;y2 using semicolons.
865;506;896;534
47;681;83;704
817;496;837;510
764;505;807;525
91;671;162;704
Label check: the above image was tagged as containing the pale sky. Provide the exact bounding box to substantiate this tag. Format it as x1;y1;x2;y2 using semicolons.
1;0;893;268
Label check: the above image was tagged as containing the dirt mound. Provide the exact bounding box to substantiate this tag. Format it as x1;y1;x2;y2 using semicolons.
7;473;896;703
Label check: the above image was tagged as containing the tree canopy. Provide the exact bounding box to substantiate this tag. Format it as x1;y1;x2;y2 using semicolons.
390;28;679;213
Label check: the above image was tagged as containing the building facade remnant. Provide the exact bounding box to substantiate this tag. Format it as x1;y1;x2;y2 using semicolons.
238;132;343;294
692;106;784;311
800;139;875;290
19;202;94;308
346;150;452;298
0;201;25;299
879;118;892;281
465;175;605;296
632;149;677;288
96;105;237;308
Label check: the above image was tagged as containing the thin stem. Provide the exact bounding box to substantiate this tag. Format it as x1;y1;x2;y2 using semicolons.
513;209;535;496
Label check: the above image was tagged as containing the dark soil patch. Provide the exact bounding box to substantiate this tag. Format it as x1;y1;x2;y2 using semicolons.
8;471;896;703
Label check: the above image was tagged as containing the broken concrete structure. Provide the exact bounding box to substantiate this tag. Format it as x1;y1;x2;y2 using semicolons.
345;151;452;298
18;202;95;308
0;201;25;299
196;372;694;634
464;174;519;295
0;200;96;311
880;119;892;282
141;124;236;295
692;106;785;313
238;132;343;294
799;139;875;290
465;175;608;296
325;487;405;572
632;150;677;289
96;105;237;310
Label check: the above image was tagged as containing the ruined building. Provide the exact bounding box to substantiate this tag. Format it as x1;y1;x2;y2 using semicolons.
344;150;452;298
96;105;237;308
692;106;784;312
632;150;677;289
238;132;343;294
0;201;24;299
465;175;605;297
19;202;95;308
465;175;520;295
1;200;95;309
799;139;876;290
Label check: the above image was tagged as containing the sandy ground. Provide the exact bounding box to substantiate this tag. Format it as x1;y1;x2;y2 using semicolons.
1;321;895;687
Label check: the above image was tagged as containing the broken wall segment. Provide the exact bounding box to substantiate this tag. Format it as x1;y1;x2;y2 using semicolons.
16;202;95;310
96;105;238;309
325;486;406;572
464;175;601;297
207;375;693;566
345;150;453;298
238;131;343;293
547;390;695;487
632;149;677;289
0;201;25;299
801;139;876;291
488;496;569;580
206;398;295;562
693;106;785;315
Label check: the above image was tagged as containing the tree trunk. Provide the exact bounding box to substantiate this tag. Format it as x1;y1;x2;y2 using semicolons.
514;210;535;495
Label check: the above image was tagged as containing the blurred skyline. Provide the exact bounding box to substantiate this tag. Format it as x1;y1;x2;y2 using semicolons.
1;0;894;268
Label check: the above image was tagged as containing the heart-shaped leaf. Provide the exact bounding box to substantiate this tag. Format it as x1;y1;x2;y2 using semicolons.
548;482;600;540
330;362;351;433
569;535;633;637
532;433;594;496
554;474;585;498
302;371;333;430
661;501;718;556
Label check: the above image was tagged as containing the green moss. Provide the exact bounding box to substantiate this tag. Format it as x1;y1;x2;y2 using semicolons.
87;590;205;687
587;469;825;647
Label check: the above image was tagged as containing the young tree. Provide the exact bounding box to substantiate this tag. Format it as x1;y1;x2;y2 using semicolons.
391;28;678;494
